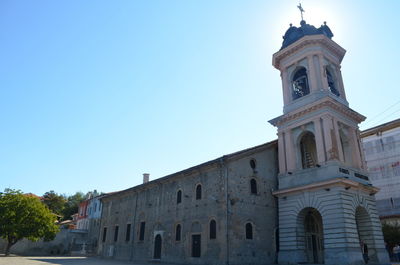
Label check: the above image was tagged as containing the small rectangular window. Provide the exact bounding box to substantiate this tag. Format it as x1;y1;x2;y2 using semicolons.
114;226;119;242
126;224;131;242
363;141;374;156
139;222;146;241
386;136;396;150
393;161;400;176
375;140;383;153
102;227;107;242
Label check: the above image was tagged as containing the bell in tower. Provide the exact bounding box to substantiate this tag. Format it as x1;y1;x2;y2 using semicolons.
269;6;390;265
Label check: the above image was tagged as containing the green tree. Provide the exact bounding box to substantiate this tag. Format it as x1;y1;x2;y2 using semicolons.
382;223;400;246
0;189;59;256
61;191;85;221
42;190;67;217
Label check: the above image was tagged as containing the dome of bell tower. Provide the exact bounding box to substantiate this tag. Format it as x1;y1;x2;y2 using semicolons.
281;20;334;50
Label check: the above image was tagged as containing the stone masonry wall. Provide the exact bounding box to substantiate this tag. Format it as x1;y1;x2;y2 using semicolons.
98;142;279;265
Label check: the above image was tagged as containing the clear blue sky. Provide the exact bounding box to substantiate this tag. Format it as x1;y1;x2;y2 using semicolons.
1;0;399;196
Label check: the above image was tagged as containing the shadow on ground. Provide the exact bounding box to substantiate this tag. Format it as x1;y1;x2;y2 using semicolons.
30;257;90;264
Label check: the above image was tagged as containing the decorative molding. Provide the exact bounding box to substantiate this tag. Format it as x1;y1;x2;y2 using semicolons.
269;98;366;127
272;178;379;197
273;35;346;69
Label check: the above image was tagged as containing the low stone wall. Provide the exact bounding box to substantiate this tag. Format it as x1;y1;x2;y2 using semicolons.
0;229;90;256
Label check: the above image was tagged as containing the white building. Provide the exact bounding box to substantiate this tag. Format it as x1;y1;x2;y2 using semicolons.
361;118;400;224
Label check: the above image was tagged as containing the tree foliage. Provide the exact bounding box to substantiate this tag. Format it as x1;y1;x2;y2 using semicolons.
62;192;85;221
42;190;67;217
0;189;59;255
41;190;85;221
382;223;400;246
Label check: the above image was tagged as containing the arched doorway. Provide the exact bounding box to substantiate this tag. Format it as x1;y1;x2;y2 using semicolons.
355;207;377;264
298;208;324;264
153;234;162;259
299;132;317;169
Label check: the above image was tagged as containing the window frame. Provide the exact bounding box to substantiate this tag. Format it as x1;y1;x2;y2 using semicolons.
102;227;107;242
195;184;202;200
139;221;146;241
250;178;258;195
114;225;119;242
209;219;217;239
177;190;182;204
175;224;182;242
126;223;131;242
245;222;253;240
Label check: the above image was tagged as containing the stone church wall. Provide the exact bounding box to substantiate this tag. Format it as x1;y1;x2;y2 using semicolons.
98;141;278;265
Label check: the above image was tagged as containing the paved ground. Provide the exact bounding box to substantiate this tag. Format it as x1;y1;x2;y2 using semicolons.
0;256;149;265
1;256;400;265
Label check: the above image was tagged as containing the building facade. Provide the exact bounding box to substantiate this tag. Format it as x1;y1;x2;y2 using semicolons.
77;199;89;230
97;18;390;265
99;143;278;265
361;119;400;224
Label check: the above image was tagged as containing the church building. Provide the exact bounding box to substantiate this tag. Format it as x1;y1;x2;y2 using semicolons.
97;13;390;265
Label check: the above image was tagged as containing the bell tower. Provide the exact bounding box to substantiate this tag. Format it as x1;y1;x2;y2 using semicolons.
269;15;390;265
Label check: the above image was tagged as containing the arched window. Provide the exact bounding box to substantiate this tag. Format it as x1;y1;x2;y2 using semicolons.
245;223;253;239
327;69;340;96
299;132;317;169
177;190;182;204
292;67;310;100
209;220;216;239
195;184;202;200
175;224;181;241
249;159;256;170
250;179;258;195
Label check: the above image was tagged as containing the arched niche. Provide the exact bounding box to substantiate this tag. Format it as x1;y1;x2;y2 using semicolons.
298;131;317;169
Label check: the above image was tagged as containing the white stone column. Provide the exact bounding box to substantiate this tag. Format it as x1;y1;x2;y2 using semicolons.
281;69;291;105
284;129;296;171
278;131;287;174
307;55;318;92
321;115;337;160
356;128;367;169
318;54;329;91
333;119;345;163
313;117;326;164
350;127;363;169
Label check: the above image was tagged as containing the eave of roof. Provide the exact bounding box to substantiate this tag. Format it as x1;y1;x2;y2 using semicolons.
101;139;278;200
361;118;400;138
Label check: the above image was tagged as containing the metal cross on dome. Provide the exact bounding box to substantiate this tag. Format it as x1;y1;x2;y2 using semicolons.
297;3;305;21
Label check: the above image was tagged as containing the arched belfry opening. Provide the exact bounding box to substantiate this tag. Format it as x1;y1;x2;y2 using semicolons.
292;67;310;100
355;207;378;264
326;68;340;97
299;131;317;169
297;208;324;264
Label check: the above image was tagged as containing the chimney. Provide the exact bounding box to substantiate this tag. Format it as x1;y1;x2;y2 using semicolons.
143;173;150;184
